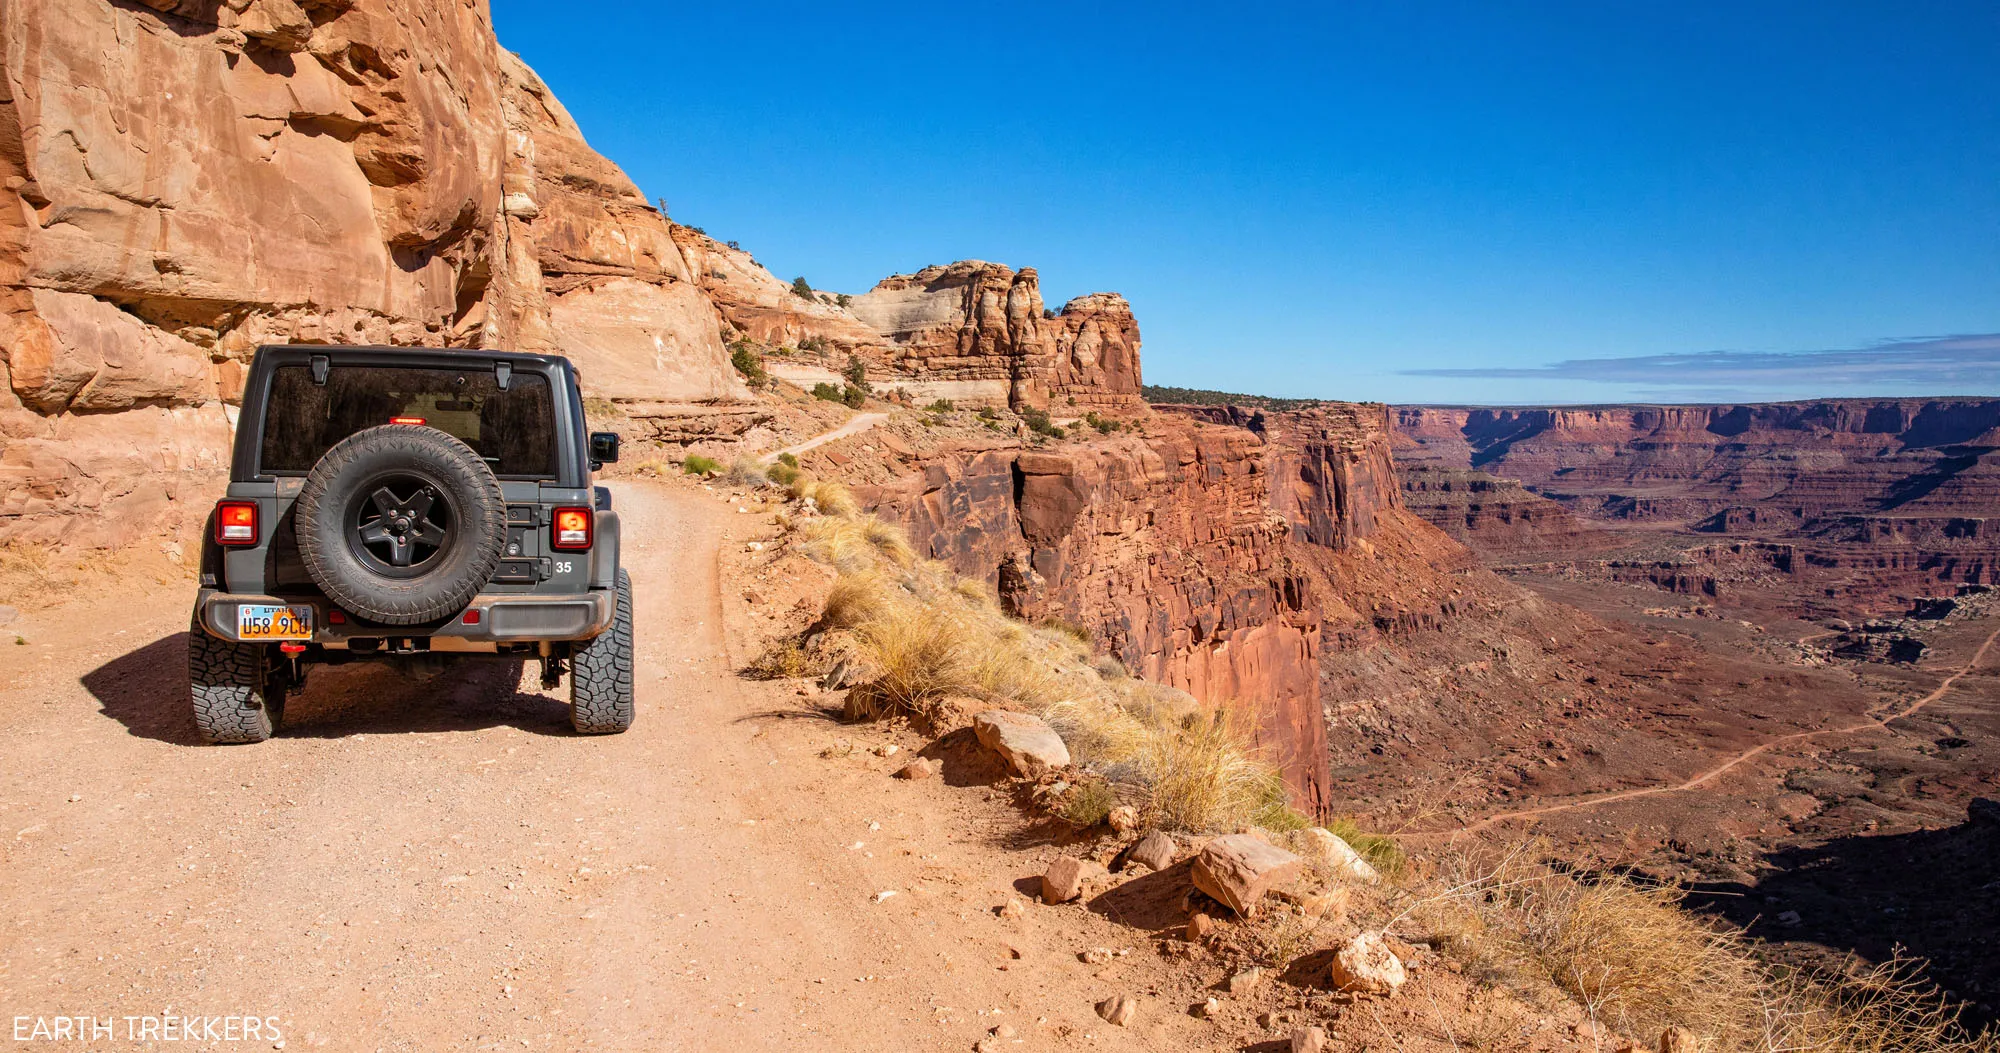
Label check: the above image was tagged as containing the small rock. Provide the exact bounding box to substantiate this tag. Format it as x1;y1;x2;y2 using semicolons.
1095;993;1138;1027
1298;827;1382;885
1041;856;1106;904
1328;932;1407;996
893;758;935;780
1191;834;1304;917
992;1024;1016;1038
1127;831;1177;872
1193;996;1221;1018
1226;966;1264;995
973;710;1071;776
66;794;81;803
873;743;899;757
1107;805;1140;832
974;1039;1001;1053
873;890;897;903
1776;910;1802;927
1659;1026;1700;1053
1185;912;1214;941
995;897;1026;919
1290;1025;1329;1053
1258;1010;1291;1029
1080;947;1117;965
745;541;763;551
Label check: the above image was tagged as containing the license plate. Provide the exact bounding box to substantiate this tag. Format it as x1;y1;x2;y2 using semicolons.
238;604;314;641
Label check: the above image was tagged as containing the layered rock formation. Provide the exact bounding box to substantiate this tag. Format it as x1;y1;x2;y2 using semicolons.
672;232;1145;414
0;0;743;544
1396;401;2000;611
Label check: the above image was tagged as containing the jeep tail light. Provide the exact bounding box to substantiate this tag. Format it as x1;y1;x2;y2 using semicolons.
552;507;592;551
215;501;259;546
389;416;426;426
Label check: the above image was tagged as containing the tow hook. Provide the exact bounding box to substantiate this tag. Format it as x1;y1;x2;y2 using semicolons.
539;655;567;690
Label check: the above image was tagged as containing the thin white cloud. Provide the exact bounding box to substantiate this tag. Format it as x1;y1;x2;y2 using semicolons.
1401;334;2000;402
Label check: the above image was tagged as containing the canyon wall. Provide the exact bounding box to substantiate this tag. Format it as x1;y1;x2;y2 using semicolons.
1396;400;2000;610
673;231;1145;414
853;400;1460;814
0;0;743;545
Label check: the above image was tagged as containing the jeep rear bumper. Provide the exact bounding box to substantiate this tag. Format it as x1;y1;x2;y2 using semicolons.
194;589;615;649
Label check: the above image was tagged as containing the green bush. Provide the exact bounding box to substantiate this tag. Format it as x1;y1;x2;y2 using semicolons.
925;399;955;413
683;455;721;476
777;452;799;468
840;385;866;409
976;406;999;421
1020;406;1061;438
836;293;852;308
800;334;830;354
766;462;801;487
790;276;813;299
729;341;766;385
1083;411;1121;434
843;354;869;391
811;382;843;402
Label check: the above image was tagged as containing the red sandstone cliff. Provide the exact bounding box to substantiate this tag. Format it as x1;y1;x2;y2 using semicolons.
1396;400;2000;609
0;0;744;544
672;229;1145;414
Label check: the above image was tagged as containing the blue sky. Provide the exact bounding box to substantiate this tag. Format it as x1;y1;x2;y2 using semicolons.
490;2;1998;405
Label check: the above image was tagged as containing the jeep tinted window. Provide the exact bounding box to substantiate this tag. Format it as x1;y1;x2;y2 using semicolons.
259;365;556;477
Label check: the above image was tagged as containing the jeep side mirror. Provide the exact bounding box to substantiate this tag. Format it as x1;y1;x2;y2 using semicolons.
589;431;620;467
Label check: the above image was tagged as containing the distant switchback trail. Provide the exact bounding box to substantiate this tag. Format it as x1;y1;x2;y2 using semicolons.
1436;625;2000;838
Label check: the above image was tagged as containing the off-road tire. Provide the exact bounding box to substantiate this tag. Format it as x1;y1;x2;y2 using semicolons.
294;425;506;625
570;569;634;734
189;621;281;743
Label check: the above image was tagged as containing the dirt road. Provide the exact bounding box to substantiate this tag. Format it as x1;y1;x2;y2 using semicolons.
764;412;888;463
1446;624;2000;837
0;480;1193;1051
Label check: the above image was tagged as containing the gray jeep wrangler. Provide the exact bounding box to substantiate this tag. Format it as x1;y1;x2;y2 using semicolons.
189;346;634;742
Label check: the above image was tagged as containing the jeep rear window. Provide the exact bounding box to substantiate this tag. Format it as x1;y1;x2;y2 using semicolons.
259;365;557;478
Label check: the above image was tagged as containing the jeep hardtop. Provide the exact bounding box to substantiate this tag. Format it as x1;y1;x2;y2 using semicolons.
189;345;634;742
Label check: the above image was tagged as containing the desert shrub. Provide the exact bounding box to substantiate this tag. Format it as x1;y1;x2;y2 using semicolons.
765;462;801;487
1401;850;1990;1052
1083;411;1121;434
850;604;977;715
682;455;721;476
785;475;858;517
836;293;852;307
801;515;911;572
724;455;771;487
811;382;843;403
728;340;767;385
799;335;831;355
777;452;800;468
1019;406;1057;436
1322;816;1405;877
1136;708;1301;833
1037;617;1092;647
925;399;955;413
843;354;869;391
840;385;865;409
747;639;817;680
977;406;999;421
1059;778;1118;827
791;276;813;299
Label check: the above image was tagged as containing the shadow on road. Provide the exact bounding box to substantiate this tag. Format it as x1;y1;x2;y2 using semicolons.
1685;802;2000;1026
83;632;577;744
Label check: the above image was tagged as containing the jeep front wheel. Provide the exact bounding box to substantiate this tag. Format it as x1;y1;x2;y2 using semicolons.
189;623;283;744
570;569;634;734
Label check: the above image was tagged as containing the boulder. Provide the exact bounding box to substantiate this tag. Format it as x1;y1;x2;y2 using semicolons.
1190;834;1304;917
1298;827;1381;885
973;710;1070;776
1127;831;1177;872
892;758;935;780
1328;932;1406;996
1041;856;1105;904
1094;993;1138;1027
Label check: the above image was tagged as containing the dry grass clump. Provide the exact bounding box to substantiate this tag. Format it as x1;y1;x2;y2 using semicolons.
786;492;1304;833
1400;847;1991;1052
746;638;816;680
1058;777;1118;827
784;473;858;517
725;455;770;487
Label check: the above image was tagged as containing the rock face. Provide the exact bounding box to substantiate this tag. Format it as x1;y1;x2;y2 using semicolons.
1396;401;2000;613
678;244;1147;413
0;0;742;543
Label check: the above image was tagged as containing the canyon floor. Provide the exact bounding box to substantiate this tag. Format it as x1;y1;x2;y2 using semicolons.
0;478;1594;1052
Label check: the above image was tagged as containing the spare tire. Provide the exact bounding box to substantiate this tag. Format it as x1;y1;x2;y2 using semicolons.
294;424;506;625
